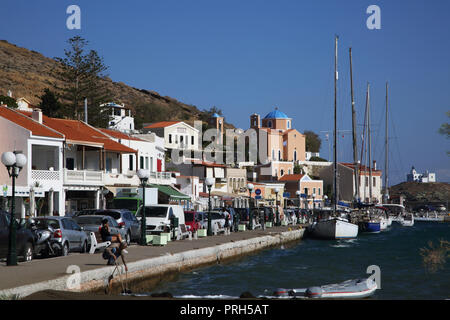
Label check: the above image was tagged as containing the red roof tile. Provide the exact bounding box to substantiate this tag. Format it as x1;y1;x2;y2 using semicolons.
18;111;137;153
340;162;382;176
279;174;304;181
144;121;180;129
98;128;143;141
0;106;64;139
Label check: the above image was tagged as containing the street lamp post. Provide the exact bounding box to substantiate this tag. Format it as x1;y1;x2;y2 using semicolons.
274;187;280;226
205;177;215;236
101;187;109;210
296;190;301;224
2;151;27;266
312;193;316;216
137;169;150;246
247;183;254;230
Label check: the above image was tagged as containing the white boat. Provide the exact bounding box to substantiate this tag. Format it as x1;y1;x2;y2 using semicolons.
380;217;388;230
415;212;444;222
308;217;359;240
274;278;377;299
400;214;414;227
387;216;393;227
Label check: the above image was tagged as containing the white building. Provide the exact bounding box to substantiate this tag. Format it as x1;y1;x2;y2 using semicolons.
0;106;65;218
406;166;436;183
101;102;135;133
16;97;37;112
143;121;200;151
318;162;383;204
305;151;321;161
98;129;174;190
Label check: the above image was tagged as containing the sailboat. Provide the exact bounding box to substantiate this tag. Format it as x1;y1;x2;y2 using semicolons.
308;36;359;240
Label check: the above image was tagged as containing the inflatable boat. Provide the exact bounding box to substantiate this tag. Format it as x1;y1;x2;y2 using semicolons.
273;278;377;299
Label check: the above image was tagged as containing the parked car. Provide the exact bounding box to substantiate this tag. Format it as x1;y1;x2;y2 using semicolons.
214;207;235;231
32;216;89;256
249;208;264;229
79;209;141;244
137;204;189;240
184;211;202;233
199;211;226;234
72;208;98;217
0;210;36;262
234;208;250;224
73;215;127;245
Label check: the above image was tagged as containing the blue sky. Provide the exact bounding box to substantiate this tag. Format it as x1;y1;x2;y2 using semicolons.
1;0;449;185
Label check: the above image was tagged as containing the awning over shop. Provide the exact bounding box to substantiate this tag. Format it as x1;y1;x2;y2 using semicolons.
147;184;191;200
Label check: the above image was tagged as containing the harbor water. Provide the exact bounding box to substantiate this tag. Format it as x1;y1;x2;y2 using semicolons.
139;222;449;299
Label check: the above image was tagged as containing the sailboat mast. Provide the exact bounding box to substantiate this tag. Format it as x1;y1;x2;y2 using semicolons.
333;35;338;214
384;82;389;203
367;83;373;202
363;85;369;203
349;48;359;203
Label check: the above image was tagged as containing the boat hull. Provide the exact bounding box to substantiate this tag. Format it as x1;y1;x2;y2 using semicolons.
359;221;380;233
275;278;378;299
380;218;388;231
309;218;359;240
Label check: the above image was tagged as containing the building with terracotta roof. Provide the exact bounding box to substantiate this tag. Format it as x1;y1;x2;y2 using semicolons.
318;162;382;204
15;108;142;213
248;107;306;182
143;121;200;152
279;173;324;209
0;106;65;217
98;129;174;192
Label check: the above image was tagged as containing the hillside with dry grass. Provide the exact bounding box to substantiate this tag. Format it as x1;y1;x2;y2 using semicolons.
389;181;450;205
0;39;233;129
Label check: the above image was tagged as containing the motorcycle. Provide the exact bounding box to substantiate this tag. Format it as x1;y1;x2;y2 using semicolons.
29;220;63;257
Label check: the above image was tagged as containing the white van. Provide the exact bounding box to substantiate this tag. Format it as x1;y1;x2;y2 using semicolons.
137;204;189;240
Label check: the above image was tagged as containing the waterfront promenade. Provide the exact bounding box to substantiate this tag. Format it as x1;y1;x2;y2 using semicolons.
0;225;305;298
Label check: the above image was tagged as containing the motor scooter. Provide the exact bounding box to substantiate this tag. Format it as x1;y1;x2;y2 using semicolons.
29;221;63;257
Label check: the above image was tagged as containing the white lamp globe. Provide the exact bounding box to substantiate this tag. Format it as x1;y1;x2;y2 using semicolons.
274;187;280;194
312;193;316;198
1;152;16;167
247;183;254;191
205;177;215;187
14;153;27;168
137;169;150;179
296;190;301;196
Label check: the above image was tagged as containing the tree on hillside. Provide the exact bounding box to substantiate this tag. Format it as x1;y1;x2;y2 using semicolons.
439;111;450;139
54;36;111;127
200;106;223;121
304;130;322;152
134;103;167;129
38;88;64;117
439;111;450;155
0;95;18;108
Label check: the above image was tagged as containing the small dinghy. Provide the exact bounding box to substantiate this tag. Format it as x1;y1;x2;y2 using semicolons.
274;278;377;299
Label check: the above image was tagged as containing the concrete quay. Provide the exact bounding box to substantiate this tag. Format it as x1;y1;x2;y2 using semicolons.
0;225;305;299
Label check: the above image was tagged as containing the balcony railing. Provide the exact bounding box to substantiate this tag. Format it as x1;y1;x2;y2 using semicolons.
31;170;60;181
64;169;104;186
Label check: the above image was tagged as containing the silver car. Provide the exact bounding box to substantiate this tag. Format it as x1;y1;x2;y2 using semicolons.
33;216;89;256
73;215;127;244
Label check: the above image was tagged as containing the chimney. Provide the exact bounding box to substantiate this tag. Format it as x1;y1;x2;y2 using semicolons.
32;109;42;124
373;160;377;170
